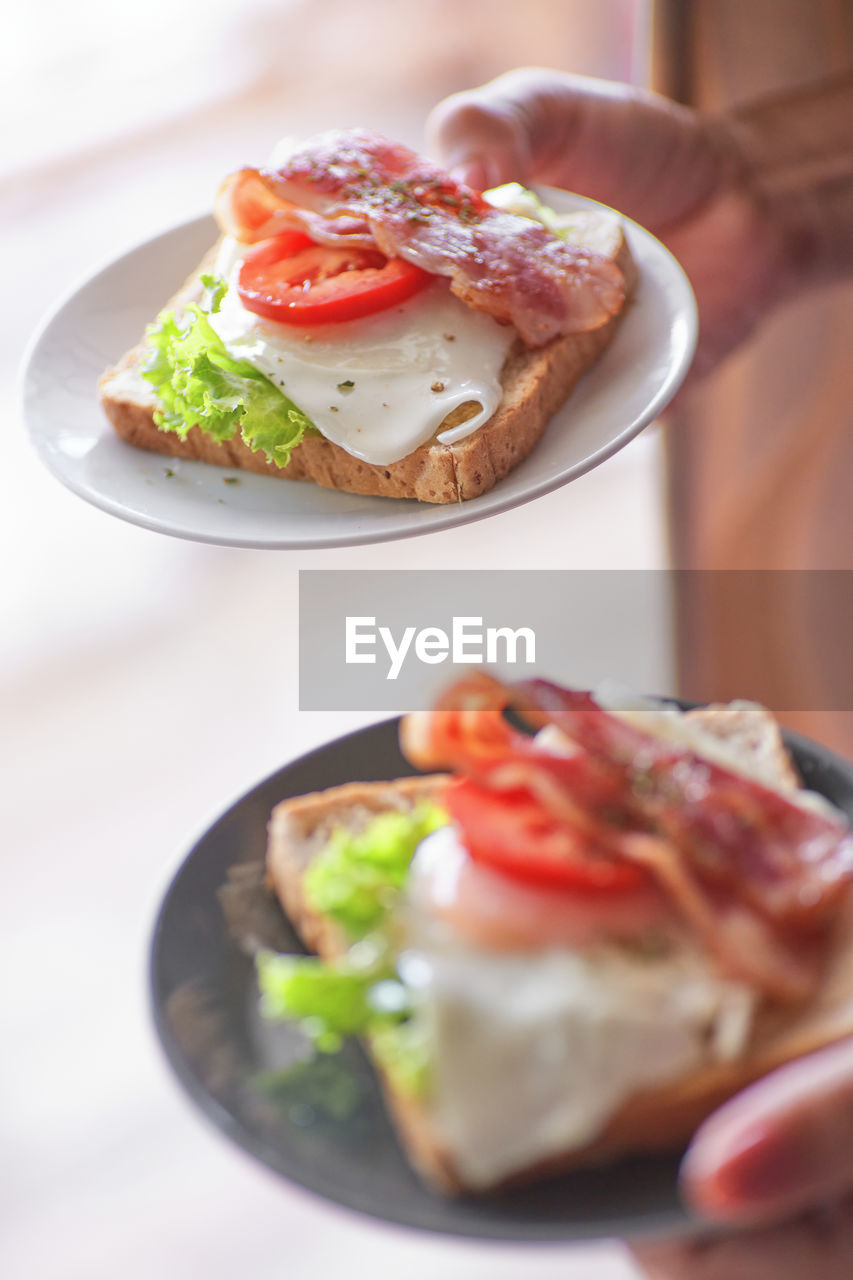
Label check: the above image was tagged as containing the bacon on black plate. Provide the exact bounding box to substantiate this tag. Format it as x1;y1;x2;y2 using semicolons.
402;674;853;1003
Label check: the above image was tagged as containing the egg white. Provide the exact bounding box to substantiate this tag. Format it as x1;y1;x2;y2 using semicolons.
207;237;517;467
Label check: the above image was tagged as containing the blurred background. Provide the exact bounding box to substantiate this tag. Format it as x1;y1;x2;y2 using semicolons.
3;1;851;1277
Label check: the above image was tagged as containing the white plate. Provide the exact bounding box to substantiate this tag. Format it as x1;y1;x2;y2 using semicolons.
21;192;696;550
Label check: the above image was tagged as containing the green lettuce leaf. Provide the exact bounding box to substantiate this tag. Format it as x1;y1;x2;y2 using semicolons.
257;951;393;1052
141;274;316;467
304;802;448;939
256;805;449;1096
484;183;619;253
257;948;430;1095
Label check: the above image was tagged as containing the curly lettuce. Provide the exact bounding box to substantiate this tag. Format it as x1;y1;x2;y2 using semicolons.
304;802;448;939
258;951;398;1052
141;274;316;467
257;948;431;1096
256;804;448;1097
484;183;621;255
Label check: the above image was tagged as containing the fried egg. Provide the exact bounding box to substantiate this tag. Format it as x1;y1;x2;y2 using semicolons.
207;237;517;467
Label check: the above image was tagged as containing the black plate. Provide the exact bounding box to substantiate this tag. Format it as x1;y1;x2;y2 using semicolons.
150;716;853;1242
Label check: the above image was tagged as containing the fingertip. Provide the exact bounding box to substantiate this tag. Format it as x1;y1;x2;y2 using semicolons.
426;90;528;189
447;161;488;191
449;158;508;192
680;1116;800;1223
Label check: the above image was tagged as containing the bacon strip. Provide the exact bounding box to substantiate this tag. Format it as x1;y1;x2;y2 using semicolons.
514;679;853;929
401;674;853;1002
619;834;823;1004
214;129;625;347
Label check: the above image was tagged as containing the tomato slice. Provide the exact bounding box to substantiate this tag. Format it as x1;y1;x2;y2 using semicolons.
236;232;430;324
444;777;650;894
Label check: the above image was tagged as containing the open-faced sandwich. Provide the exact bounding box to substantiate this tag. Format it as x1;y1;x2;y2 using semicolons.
99;131;636;503
258;674;853;1193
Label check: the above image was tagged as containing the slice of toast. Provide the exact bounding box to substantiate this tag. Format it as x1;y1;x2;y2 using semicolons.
264;707;853;1194
99;221;637;504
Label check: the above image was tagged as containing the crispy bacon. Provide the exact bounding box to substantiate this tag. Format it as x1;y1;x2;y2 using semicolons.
214;129;625;347
515;679;853;929
401;674;853;1002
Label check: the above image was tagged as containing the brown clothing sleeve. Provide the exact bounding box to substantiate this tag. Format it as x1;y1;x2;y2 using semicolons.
724;73;853;291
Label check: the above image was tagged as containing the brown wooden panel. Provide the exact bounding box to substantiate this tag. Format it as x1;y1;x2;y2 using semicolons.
654;0;853;757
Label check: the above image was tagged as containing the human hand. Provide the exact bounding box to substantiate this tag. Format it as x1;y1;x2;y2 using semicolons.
427;69;801;376
632;1037;853;1279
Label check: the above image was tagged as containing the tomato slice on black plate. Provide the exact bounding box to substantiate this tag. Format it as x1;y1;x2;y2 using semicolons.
237;231;431;325
445;777;649;893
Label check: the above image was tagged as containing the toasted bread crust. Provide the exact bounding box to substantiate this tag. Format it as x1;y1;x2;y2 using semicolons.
99;238;636;503
264;720;853;1195
266;775;462;1192
266;776;447;959
683;700;802;790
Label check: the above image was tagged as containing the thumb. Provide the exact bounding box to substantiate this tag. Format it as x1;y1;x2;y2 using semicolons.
683;1038;853;1224
426;83;533;191
426;68;733;233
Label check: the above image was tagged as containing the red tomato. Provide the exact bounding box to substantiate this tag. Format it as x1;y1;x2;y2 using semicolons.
444;778;650;894
236;232;430;324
